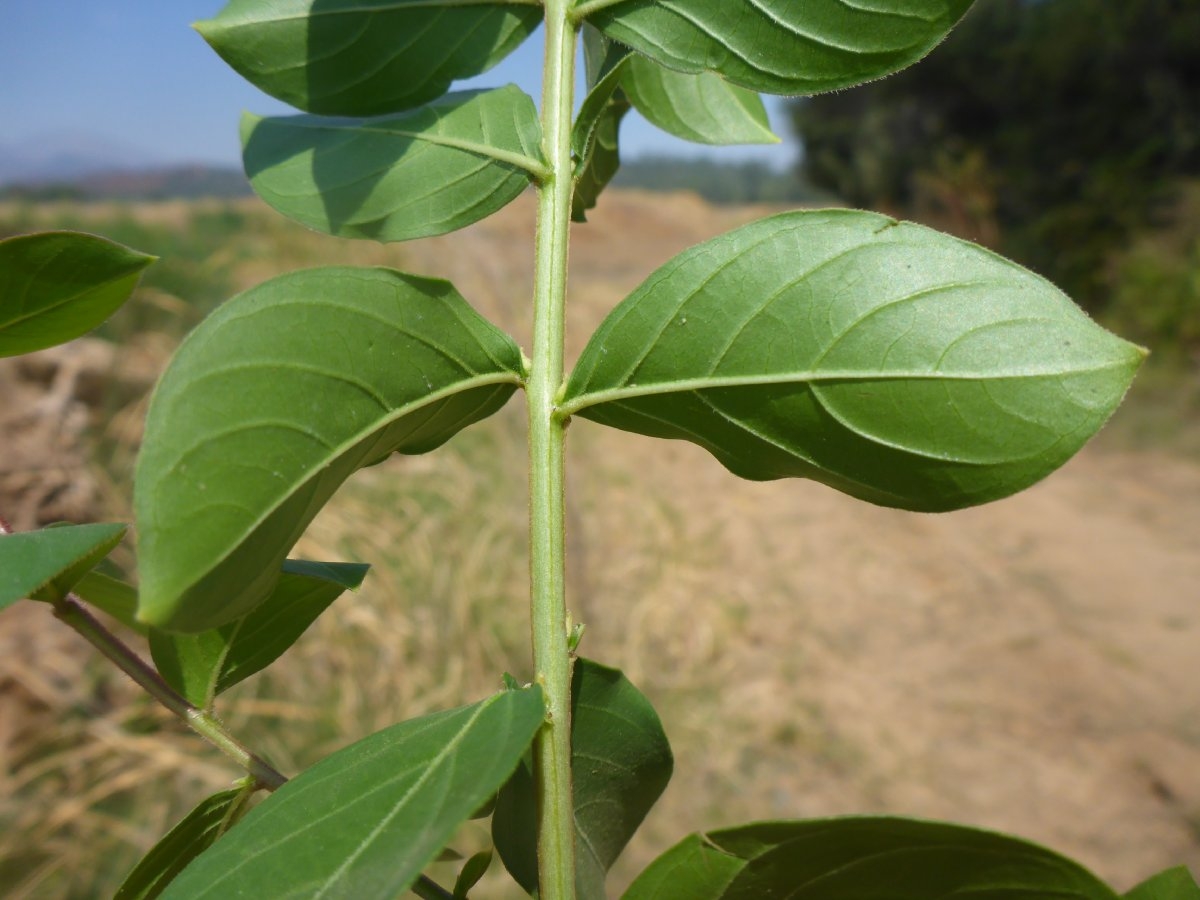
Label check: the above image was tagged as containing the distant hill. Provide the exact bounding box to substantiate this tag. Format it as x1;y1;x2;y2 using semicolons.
1;152;823;206
0;165;252;201
0;136;158;186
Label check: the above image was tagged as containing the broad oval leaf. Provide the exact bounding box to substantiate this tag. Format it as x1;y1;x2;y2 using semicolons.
135;266;523;632
196;0;542;117
0;523;127;610
584;0;974;97
0;232;153;357
1126;867;1200;900
151;560;369;708
494;659;673;900
623;56;778;146
242;86;545;243
161;686;545;900
561;210;1145;513
623;817;1120;900
114;786;254;900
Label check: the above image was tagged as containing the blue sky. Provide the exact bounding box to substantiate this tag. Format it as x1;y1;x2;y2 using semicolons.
0;1;798;169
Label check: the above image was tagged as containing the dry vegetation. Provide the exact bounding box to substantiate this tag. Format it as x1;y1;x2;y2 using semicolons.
1;193;1198;898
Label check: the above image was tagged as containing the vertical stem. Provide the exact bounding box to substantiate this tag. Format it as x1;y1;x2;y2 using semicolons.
529;2;578;898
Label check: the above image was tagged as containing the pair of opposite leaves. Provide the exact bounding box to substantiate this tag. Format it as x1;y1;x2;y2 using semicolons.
199;0;976;237
133;211;1144;631
134;0;1142;634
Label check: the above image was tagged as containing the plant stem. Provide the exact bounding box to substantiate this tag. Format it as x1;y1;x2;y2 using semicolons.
529;2;579;898
50;596;287;792
3;516;455;898
0;519;281;787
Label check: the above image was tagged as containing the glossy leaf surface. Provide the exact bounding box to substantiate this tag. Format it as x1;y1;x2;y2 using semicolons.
1126;868;1200;899
562;210;1144;512
197;0;542;117
135;266;523;632
586;0;974;97
494;659;673;900
161;687;545;900
114;786;253;900
0;523;127;610
151;560;369;708
623;56;778;146
243;86;544;243
0;232;153;357
623;817;1120;900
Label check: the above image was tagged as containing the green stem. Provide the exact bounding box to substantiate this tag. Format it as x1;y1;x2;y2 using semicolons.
45;571;454;899
50;596;288;792
529;2;579;898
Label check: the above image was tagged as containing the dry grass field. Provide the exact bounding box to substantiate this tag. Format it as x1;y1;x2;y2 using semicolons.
1;192;1198;897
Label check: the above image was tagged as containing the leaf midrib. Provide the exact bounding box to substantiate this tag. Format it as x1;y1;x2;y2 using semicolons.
263;115;548;179
160;372;520;595
312;696;499;897
557;360;1135;419
0;256;144;331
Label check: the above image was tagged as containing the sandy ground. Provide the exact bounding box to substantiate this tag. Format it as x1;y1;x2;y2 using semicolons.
2;191;1197;893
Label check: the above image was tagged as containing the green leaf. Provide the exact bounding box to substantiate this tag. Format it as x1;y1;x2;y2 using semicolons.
242;86;545;243
196;0;542;117
573;25;630;167
584;0;974;97
572;97;630;224
134;266;523;632
160;686;545;900
453;850;493;900
572;27;632;222
0;523;127;609
622;817;1120;900
623;56;778;146
150;560;369;708
1126;867;1200;899
494;659;673;900
114;786;254;900
561;210;1145;513
72;569;145;634
0;232;154;357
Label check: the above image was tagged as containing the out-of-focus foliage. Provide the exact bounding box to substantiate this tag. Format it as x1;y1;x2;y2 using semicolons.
612;157;827;205
1105;182;1200;365
791;0;1200;314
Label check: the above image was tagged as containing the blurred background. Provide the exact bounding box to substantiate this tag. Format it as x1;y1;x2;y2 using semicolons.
1;0;1198;896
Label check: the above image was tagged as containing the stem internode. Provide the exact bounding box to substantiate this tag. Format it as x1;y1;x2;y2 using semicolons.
528;2;580;897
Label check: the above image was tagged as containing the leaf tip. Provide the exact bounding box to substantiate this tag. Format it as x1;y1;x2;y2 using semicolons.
191;18;217;44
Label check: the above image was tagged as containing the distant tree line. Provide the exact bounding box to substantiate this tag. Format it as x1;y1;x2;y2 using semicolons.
612;157;828;206
792;0;1200;318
